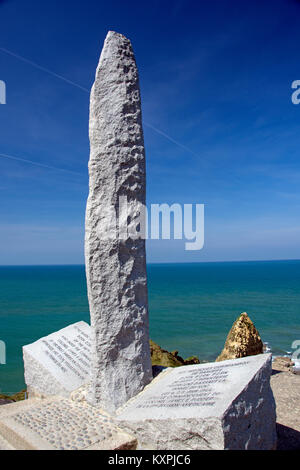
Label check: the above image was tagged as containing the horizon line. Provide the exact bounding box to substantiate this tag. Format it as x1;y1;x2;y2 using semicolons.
1;258;300;267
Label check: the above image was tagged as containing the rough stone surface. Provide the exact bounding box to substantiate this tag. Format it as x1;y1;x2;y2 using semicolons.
272;356;294;372
271;357;300;450
116;354;276;450
0;398;137;450
85;31;152;412
216;312;263;362
23;322;91;398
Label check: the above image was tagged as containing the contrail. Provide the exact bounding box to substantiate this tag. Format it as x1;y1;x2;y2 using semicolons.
144;122;200;159
0;46;200;159
0;47;89;93
0;152;85;176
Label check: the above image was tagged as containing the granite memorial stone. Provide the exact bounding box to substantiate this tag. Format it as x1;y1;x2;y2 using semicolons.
85;31;152;412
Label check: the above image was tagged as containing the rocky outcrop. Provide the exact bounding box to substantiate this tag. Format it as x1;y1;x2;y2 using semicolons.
272;356;294;373
150;340;200;367
216;312;263;362
0;390;26;406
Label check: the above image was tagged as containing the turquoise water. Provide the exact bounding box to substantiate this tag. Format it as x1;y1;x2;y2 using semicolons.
1;260;300;394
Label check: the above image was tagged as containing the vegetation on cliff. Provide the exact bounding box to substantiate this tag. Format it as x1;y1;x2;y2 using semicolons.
150;339;200;367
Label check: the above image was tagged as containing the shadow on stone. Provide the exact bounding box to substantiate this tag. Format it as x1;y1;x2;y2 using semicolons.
271;369;283;376
0;399;14;406
276;423;300;450
152;365;167;378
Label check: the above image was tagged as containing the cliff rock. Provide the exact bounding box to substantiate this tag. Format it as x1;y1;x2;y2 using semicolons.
150;340;200;367
216;312;263;362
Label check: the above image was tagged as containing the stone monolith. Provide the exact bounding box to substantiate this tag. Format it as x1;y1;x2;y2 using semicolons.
85;31;152;412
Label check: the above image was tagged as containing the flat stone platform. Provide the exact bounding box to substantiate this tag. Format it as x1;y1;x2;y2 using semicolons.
0;433;14;450
0;398;137;450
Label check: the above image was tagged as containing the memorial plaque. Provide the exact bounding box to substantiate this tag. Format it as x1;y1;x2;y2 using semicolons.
23;322;92;398
117;354;277;450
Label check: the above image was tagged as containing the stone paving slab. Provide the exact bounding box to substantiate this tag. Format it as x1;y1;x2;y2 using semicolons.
0;398;137;450
0;433;14;450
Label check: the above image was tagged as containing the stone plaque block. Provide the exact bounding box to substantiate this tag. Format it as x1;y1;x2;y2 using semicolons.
116;354;277;450
23;322;92;398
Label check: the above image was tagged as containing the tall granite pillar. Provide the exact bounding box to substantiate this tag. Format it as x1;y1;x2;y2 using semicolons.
85;31;152;412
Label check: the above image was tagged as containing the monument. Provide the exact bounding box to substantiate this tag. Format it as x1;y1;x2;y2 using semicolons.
85;30;153;411
0;31;277;451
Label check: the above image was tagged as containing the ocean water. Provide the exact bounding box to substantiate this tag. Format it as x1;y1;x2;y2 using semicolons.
1;260;300;394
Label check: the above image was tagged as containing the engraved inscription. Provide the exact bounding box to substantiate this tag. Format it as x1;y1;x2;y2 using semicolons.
136;362;249;409
40;325;91;381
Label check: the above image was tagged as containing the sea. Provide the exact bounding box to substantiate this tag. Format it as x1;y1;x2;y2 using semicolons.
1;260;300;395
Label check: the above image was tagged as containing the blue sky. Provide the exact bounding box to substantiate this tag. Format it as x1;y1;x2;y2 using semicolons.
1;0;300;264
